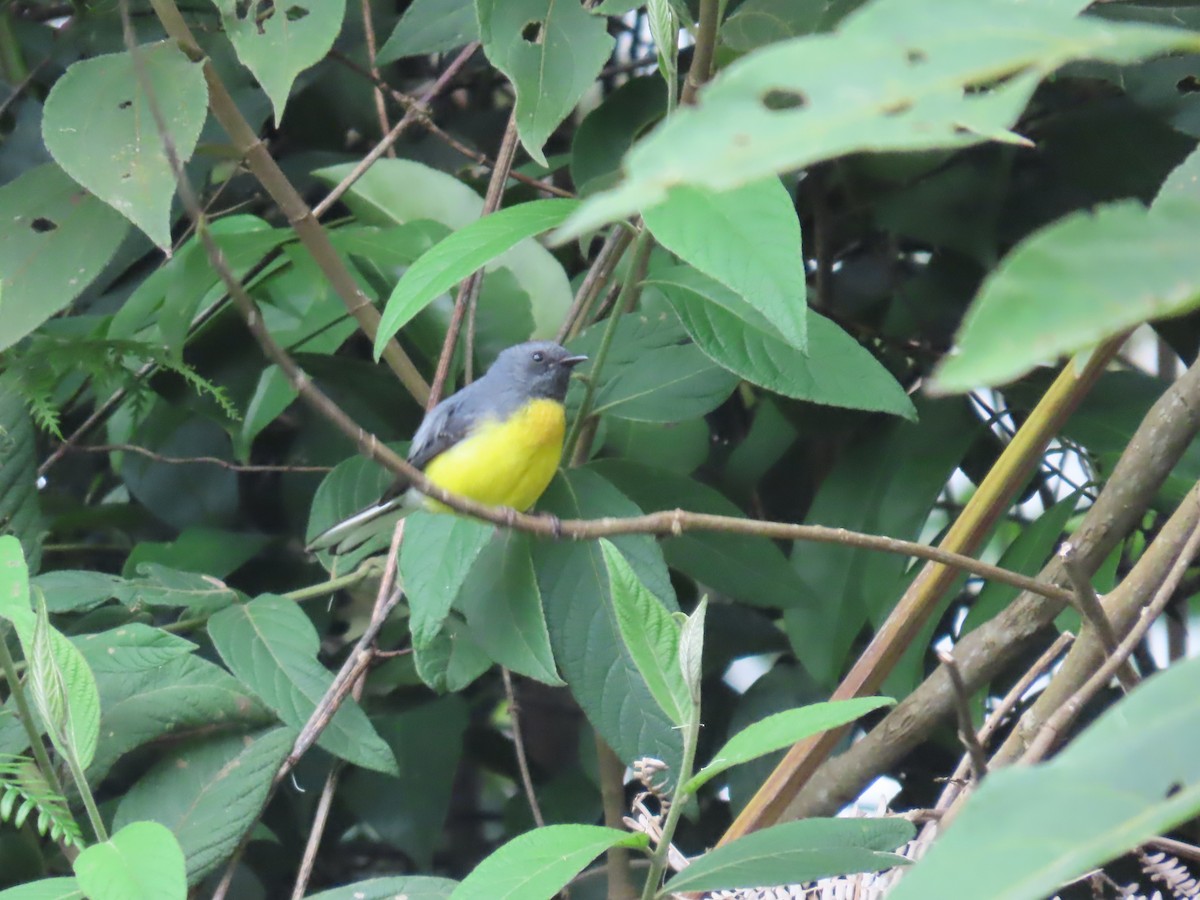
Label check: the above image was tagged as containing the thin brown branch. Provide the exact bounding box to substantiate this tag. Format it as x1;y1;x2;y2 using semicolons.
680;0;720;105
937;650;988;782
1060;541;1139;690
502;668;546;829
427;111;521;406
1020;495;1200;764
289;763;341;900
313;43;480;219
329;49;575;201
557;226;636;344
148;0;430;403
59;443;332;473
359;0;394;159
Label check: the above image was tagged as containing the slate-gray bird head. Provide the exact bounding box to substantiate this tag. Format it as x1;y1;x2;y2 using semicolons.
487;341;587;402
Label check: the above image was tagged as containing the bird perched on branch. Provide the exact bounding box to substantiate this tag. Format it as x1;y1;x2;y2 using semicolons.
308;340;587;554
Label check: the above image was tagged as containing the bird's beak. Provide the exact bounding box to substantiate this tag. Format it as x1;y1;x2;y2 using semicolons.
561;355;588;368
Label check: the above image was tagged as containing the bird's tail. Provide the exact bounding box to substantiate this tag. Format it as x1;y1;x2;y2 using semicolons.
306;495;412;554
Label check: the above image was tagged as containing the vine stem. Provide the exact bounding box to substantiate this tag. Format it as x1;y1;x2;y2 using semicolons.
563;228;654;460
639;708;702;900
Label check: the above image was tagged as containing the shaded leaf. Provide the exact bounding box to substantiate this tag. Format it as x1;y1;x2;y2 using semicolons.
401;512;495;649
665;818;912;892
377;0;477;62
113;726;295;884
0;379;42;571
207;595;397;774
449;825;647;900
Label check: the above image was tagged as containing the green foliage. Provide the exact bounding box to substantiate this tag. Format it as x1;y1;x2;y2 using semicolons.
0;755;84;850
4;0;1200;895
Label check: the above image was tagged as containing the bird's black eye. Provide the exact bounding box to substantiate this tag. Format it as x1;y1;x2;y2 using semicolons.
531;351;545;363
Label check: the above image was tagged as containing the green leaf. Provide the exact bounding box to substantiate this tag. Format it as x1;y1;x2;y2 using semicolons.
377;0;477;62
0;164;130;352
73;821;186;900
532;469;682;769
375;200;579;357
42;43;207;248
0;536;32;629
0;378;42;571
454;532;563;685
721;0;864;51
649;265;916;419
31;571;124;614
412;618;493;693
313;158;571;338
339;699;469;868
664;818;913;892
117;564;238;614
643;179;807;349
86;652;274;782
401;512;495;649
686;697;894;792
568;310;739;423
782;397;978;686
0;879;84;900
889;653;1200;899
210;0;347;124
593;459;807;609
449;824;647;900
933;196;1200;391
72;624;196;674
558;2;1200;236
207;595;397;775
678;598;706;706
113;726;295;884
26;591;101;770
601;540;691;725
570;77;667;196
477;0;615;166
306;877;458;900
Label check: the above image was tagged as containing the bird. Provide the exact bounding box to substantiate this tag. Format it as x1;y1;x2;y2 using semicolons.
307;340;588;553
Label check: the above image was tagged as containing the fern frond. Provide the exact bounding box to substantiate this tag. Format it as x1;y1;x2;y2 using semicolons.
0;754;85;849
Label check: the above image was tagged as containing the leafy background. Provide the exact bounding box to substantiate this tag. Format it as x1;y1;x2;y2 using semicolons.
2;0;1200;898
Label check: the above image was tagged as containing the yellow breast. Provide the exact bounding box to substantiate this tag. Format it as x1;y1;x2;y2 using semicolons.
421;398;566;512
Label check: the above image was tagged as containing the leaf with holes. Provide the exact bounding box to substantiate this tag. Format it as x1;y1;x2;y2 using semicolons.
0;165;130;352
478;0;614;165
557;1;1200;236
42;43;207;249
210;0;347;124
207;595;397;774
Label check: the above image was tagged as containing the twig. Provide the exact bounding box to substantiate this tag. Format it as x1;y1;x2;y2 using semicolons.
427;111;521;405
937;650;988;782
502;667;545;828
1147;836;1200;866
359;0;393;159
329;50;575;200
57;443;332;473
147;0;430;402
596;737;637;900
289;762;341;900
556;226;636;344
1059;543;1119;658
313;43;479;219
1021;503;1200;764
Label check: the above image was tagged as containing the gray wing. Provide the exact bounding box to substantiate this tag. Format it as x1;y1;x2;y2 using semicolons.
407;390;474;470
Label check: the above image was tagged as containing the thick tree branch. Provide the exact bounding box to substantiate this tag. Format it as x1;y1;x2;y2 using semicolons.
782;347;1200;819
